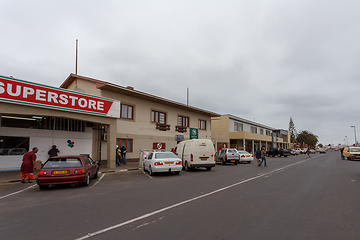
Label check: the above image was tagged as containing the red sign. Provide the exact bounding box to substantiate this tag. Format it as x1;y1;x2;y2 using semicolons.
0;76;114;116
153;142;166;150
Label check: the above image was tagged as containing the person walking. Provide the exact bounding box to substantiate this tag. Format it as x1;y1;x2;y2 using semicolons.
259;147;267;167
120;145;127;164
48;145;60;157
116;145;121;167
306;148;311;158
255;148;261;165
340;147;344;160
20;147;38;183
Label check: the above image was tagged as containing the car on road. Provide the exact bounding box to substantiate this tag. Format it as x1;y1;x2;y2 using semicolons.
283;149;291;157
319;149;326;154
291;149;300;155
237;151;253;163
36;155;99;190
342;147;360;160
310;149;316;154
143;151;182;175
266;148;284;157
216;148;240;165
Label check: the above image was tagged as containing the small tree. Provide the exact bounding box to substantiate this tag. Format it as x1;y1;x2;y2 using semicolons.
289;117;297;144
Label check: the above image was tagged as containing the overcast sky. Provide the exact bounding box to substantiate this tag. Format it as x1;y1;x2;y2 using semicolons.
1;0;359;146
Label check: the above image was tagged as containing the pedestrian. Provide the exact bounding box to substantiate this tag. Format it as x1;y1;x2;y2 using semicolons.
306;148;311;158
255;148;261;165
116;145;121;166
340;147;344;160
20;147;38;183
120;145;127;164
258;147;267;167
48;145;60;157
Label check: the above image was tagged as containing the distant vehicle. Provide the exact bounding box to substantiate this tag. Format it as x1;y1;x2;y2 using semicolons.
266;148;284;157
176;139;216;171
319;149;326;154
342;147;360;160
291;149;300;155
310;149;316;154
143;151;182;175
37;155;99;190
299;148;307;154
283;149;291;157
216;148;240;165
237;151;253;163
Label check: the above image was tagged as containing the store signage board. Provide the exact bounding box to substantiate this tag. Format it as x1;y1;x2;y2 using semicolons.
190;128;198;139
153;142;166;150
0;76;120;118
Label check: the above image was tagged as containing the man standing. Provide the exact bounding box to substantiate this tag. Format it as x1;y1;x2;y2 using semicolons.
116;145;121;167
258;147;267;167
20;147;38;183
255;148;261;165
120;145;127;164
48;145;60;157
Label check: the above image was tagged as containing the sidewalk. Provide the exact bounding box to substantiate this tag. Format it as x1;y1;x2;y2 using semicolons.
0;162;141;184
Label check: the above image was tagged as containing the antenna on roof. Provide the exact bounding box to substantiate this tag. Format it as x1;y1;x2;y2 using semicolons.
75;39;78;75
187;87;189;105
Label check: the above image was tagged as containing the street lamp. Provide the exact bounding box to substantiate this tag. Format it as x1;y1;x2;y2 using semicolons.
351;126;357;146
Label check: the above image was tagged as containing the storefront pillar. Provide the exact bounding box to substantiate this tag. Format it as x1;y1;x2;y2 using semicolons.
106;121;117;168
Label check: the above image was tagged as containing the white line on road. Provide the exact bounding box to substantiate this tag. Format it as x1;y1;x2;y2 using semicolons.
90;173;105;188
0;184;36;200
75;158;314;240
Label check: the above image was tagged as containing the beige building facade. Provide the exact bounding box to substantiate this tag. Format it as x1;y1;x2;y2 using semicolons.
60;74;220;165
211;115;290;155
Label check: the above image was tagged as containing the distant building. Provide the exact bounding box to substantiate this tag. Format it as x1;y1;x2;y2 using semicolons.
211;115;290;155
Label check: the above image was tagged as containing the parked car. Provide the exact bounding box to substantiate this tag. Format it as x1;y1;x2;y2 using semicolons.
342;147;360;160
216;148;240;165
266;148;284;157
299;148;307;154
237;151;253;163
291;149;300;155
283;149;291;157
37;155;99;190
143;151;182;175
176;139;216;171
319;149;326;154
310;149;316;154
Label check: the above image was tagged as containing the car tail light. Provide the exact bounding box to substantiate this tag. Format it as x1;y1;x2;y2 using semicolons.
75;169;85;174
225;154;227;160
251;154;253;158
191;154;193;162
241;155;245;158
38;170;47;176
154;162;163;166
176;161;182;165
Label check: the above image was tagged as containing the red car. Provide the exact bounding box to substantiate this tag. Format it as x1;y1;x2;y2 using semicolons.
37;155;99;190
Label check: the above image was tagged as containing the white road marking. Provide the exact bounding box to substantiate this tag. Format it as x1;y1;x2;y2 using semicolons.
90;173;105;188
142;169;152;179
75;158;313;240
0;184;36;200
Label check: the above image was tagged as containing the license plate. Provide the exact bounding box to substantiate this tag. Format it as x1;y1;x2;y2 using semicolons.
356;156;360;158
231;160;235;162
246;155;250;157
164;162;174;164
53;170;68;175
200;157;207;160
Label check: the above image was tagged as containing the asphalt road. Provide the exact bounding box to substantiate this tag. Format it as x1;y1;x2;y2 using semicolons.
1;150;360;240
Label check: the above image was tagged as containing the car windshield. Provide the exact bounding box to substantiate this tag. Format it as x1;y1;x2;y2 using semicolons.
350;148;360;152
228;149;237;153
154;152;177;159
42;158;83;169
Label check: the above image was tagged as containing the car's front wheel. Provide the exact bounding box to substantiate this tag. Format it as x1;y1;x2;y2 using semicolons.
93;169;99;179
149;166;154;176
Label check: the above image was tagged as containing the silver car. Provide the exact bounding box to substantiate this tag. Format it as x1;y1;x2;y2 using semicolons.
216;148;240;165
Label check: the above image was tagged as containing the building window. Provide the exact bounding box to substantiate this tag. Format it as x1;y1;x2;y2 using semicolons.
260;129;264;135
251;126;257;134
117;138;133;153
0;136;29;155
178;116;189;127
266;130;271;136
199;120;206;130
120;104;133;120
151;110;166;124
234;122;243;132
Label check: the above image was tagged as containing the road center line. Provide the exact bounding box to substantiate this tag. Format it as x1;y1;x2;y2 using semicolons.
75;158;313;240
90;173;105;188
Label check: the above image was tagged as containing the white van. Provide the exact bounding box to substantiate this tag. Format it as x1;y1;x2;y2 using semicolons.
176;139;216;171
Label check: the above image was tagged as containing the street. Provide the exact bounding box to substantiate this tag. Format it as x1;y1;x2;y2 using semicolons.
1;150;360;240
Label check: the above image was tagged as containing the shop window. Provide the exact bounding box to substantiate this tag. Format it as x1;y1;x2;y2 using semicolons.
116;138;133;153
120;104;134;120
151;110;166;124
178;116;189;127
0;136;29;155
199;120;206;130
